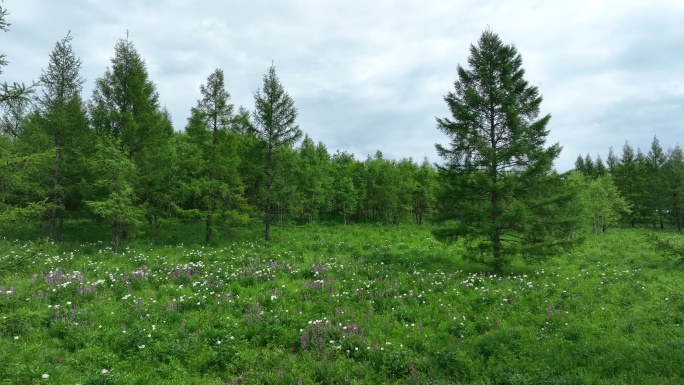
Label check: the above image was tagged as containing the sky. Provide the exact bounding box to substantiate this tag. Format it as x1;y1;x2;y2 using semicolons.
2;0;683;171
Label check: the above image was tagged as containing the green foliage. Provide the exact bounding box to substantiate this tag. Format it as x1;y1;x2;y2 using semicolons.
252;63;302;240
338;176;357;225
573;172;631;234
85;137;142;252
588;136;684;231
646;232;684;264
0;3;33;107
295;136;332;223
1;224;683;384
88;34;176;238
31;32;91;241
434;29;577;270
0;134;52;223
182;69;249;243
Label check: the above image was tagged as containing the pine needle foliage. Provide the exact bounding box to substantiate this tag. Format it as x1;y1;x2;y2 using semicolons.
434;30;581;270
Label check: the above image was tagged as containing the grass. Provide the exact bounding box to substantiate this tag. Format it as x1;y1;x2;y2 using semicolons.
1;223;683;384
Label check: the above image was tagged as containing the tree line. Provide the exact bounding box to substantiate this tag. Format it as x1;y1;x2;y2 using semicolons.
0;29;438;249
574;136;684;231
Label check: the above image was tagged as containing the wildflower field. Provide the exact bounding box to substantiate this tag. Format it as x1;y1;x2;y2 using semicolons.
1;224;683;384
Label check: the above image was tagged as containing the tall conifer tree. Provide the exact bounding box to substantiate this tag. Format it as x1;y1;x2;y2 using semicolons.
435;30;577;270
185;69;247;243
252;64;302;241
36;33;89;240
89;34;172;237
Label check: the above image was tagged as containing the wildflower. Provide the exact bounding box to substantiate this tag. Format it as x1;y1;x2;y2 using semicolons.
138;344;145;349
14;336;18;340
42;373;49;379
101;369;109;374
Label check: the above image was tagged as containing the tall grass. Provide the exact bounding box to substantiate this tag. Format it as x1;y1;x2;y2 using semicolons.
1;224;683;384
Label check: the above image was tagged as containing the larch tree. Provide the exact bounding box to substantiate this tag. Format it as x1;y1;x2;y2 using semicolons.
90;35;163;158
613;143;643;226
36;33;90;241
606;147;619;176
574;155;585;175
184;68;247;243
252;64;302;241
595;155;608;177
434;30;578;270
89;35;173;234
296;135;331;223
646;136;667;229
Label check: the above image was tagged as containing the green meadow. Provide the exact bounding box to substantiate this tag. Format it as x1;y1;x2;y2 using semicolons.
1;224;683;384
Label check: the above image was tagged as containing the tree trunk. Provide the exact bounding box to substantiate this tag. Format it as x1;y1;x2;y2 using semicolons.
49;142;61;241
206;213;212;243
114;217;121;253
206;121;218;244
265;200;271;241
490;105;502;271
265;148;273;241
58;211;64;242
492;188;502;270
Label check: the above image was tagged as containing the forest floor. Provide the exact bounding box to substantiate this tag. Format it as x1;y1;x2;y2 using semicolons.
1;223;683;384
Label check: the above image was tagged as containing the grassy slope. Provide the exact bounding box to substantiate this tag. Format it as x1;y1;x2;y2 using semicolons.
0;224;683;384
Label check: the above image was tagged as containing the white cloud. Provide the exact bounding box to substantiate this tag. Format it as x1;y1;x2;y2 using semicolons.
2;0;683;170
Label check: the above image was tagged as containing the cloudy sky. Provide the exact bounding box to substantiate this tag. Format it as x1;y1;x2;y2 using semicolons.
2;0;683;171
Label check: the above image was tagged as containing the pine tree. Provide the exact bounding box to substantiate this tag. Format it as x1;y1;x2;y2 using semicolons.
434;30;576;270
252;64;302;241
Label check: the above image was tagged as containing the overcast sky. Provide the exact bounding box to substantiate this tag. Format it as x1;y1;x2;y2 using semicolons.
2;0;683;171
